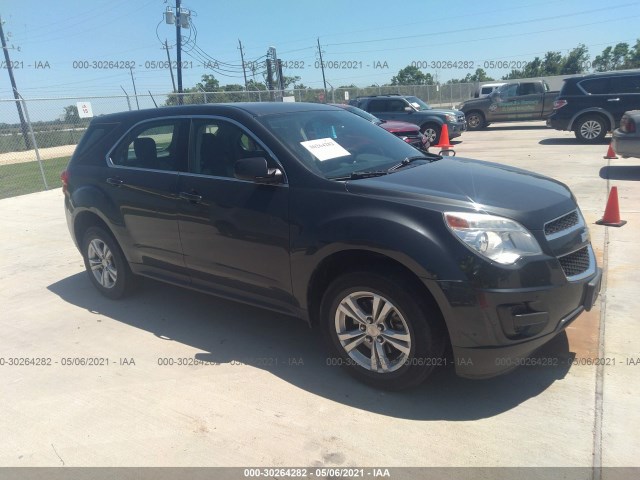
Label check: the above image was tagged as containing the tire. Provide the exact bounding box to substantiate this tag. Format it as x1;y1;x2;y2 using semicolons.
421;123;440;145
320;271;446;390
465;111;486;130
81;226;136;299
574;115;607;143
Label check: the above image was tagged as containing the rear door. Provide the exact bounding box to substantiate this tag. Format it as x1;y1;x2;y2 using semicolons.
106;118;190;280
366;99;410;122
176;117;293;310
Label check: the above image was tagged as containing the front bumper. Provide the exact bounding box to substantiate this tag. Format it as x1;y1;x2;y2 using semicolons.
431;267;602;379
612;129;640;159
447;120;467;138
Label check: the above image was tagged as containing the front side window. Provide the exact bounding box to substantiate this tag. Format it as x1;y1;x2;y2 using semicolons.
110;120;187;171
499;84;519;98
610;75;640;94
190;119;268;178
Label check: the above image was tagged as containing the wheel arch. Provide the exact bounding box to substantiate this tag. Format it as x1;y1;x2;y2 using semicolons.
568;109;614;132
306;249;447;334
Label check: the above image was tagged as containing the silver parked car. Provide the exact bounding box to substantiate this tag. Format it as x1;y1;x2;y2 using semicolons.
612;110;640;159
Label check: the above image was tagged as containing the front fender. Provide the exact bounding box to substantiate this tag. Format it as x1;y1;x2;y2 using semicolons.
290;204;463;310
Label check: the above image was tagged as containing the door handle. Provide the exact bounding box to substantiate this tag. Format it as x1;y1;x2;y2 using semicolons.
106;177;124;186
179;191;203;203
607;98;620;102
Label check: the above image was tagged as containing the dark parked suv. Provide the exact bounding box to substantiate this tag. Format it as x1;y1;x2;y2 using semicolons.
349;94;466;145
63;102;601;390
547;70;640;143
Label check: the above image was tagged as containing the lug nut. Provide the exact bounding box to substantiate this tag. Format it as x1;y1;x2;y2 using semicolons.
376;337;384;344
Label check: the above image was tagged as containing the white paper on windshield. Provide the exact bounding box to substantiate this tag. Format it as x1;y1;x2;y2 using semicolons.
410;102;421;109
300;138;351;161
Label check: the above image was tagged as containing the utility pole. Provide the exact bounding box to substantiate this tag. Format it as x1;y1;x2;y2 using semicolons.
0;16;32;149
129;67;140;110
175;0;183;104
164;40;176;92
266;47;277;101
238;39;249;92
317;38;327;102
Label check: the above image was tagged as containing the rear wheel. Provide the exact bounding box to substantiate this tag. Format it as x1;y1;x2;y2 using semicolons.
320;271;446;390
81;226;136;299
574;115;607;143
466;111;486;130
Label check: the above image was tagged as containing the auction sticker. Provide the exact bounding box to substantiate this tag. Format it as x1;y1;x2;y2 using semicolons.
300;138;350;161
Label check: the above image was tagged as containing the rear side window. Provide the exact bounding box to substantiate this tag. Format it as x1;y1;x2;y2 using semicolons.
368;100;390;112
73;123;118;161
610;75;640;94
580;78;610;94
110;120;188;171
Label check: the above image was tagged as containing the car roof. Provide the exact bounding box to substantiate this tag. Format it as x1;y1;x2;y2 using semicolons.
92;102;341;123
563;70;640;83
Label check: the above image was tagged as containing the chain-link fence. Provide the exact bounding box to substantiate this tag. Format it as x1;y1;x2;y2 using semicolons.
0;82;480;199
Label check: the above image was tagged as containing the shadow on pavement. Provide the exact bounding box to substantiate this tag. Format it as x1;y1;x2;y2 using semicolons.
48;272;575;421
538;138;610;146
600;165;640;181
486;124;549;131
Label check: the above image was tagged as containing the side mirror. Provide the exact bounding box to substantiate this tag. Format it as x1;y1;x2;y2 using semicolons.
404;106;414;113
234;157;283;184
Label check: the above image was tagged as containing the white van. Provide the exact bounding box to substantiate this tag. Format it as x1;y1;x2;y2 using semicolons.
474;82;506;98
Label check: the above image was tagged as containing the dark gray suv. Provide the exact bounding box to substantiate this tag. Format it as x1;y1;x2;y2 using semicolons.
62;102;601;390
350;94;466;144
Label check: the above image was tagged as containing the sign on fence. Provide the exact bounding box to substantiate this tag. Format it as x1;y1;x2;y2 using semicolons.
77;102;94;118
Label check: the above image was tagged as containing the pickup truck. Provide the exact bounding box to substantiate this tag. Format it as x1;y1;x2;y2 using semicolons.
458;80;559;130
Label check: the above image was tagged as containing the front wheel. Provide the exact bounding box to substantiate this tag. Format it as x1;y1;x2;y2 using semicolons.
320;272;446;390
81;226;136;299
421;123;441;145
465;111;486;130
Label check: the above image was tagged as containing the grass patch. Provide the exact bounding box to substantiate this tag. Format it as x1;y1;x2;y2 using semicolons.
0;156;70;199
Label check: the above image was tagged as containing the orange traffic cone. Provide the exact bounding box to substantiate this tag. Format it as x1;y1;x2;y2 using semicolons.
596;186;626;227
434;124;453;149
604;142;618;159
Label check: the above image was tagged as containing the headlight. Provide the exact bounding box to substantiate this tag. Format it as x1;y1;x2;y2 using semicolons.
445;114;457;123
444;212;542;265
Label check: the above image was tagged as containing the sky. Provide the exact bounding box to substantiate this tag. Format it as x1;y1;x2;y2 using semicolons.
1;0;639;102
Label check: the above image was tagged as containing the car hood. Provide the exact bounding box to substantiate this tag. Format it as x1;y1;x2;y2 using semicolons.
380;120;421;132
424;108;461;116
344;157;576;230
458;97;485;108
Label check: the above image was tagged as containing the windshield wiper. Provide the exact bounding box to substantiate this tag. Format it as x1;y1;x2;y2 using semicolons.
331;170;390;180
387;153;442;172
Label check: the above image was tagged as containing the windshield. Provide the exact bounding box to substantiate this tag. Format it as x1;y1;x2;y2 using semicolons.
405;96;432;111
258;110;423;180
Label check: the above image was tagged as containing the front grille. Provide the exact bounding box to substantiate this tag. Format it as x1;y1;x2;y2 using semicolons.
545;211;579;236
457;113;465;122
558;246;591;278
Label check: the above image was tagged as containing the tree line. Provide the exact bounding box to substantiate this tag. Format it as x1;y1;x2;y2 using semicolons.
55;38;640;116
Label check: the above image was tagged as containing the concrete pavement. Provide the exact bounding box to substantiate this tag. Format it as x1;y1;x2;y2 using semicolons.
0;122;638;473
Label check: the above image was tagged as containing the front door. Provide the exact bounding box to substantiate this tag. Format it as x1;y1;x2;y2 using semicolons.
177;118;294;311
